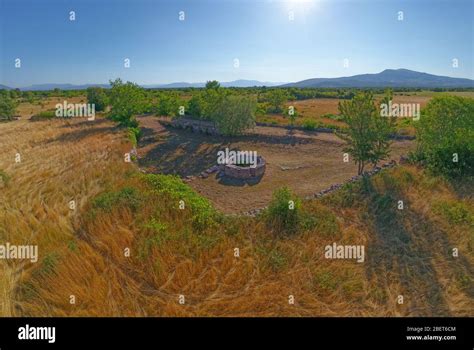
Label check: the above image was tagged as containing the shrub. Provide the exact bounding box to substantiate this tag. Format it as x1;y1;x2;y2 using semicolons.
416;96;474;177
86;87;108;112
211;95;256;136
141;174;218;231
108;78;146;127
157;93;180;117
301;119;317;130
266;187;301;235
266;89;287;114
30;110;55;121
0;92;18;121
128;127;142;147
92;187;142;213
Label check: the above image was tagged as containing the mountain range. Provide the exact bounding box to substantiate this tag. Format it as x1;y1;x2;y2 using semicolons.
1;69;473;90
281;69;474;88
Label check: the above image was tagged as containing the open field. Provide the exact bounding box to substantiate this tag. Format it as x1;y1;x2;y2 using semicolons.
0;92;472;318
137;116;415;213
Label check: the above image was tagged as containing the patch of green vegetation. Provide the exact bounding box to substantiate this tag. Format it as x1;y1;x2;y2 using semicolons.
31;110;55;121
416;96;474;178
67;239;78;252
256;245;288;272
433;200;474;226
92;187;142;213
313;269;338;292
301;118;317;130
138;219;170;259
265;187;302;235
302;206;340;237
35;252;60;277
141;174;218;231
127;127;141;147
0;170;10;185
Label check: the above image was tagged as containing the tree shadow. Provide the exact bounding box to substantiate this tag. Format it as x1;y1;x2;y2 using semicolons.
46;125;118;144
137;125;313;177
216;173;264;187
360;176;463;316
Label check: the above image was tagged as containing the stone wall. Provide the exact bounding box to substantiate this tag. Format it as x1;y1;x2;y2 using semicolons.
243;160;399;217
222;156;266;179
170;117;220;135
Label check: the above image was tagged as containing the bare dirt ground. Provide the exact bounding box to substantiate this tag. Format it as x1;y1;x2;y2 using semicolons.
137;116;415;214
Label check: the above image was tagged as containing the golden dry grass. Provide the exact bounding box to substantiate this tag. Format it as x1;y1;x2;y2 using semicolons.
0;99;472;317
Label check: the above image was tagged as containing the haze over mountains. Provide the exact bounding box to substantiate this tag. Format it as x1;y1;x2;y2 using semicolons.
2;69;473;90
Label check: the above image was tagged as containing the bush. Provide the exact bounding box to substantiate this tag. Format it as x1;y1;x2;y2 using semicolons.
141;174;218;231
266;187;301;235
92;187;142;213
30;110;55;121
86;87;108;111
157;93;180;117
128;127;142;147
301;119;317;130
0;92;18;121
211;95;256;136
108;78;146;127
416;96;474;177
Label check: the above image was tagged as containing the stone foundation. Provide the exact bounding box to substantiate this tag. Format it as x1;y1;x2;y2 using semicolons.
222;156;266;179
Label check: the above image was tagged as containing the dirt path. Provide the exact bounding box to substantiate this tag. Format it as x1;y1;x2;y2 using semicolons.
137;116;416;214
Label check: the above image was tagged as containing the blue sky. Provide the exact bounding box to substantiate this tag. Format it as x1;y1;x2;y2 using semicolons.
1;0;473;87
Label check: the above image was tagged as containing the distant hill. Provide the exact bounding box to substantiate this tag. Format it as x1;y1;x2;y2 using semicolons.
0;84;11;90
4;70;474;91
281;69;474;88
19;83;110;91
146;80;285;89
12;80;285;91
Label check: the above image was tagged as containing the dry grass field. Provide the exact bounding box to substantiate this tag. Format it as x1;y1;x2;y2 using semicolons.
0;97;472;317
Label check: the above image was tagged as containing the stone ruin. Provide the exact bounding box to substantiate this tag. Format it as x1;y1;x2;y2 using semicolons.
171;117;220;135
222;156;266;179
195;156;266;180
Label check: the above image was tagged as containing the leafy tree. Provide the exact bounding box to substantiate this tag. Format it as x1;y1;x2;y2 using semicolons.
86;87;109;112
205;80;220;90
187;93;204;118
157;92;180;116
210;95;256;136
267;89;287;113
416;96;474;177
0;92;18;121
108;78;146;127
201;81;226;120
337;91;396;175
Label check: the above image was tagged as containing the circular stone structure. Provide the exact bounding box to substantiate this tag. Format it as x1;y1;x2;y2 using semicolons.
222;156;266;179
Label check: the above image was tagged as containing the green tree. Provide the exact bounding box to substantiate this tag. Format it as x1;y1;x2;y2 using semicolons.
157;92;180;116
108;78;146;127
211;95;256;136
86;87;109;112
205;80;220;90
267;89;287;113
0;92;18;121
187;93;204;118
416;96;474;177
337;91;395;175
